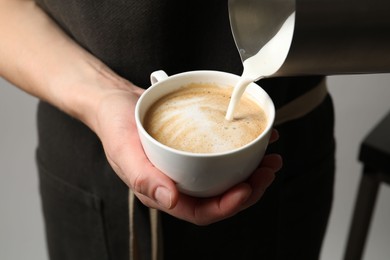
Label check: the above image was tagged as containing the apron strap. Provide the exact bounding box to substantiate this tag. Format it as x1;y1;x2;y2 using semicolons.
129;190;162;260
275;78;328;126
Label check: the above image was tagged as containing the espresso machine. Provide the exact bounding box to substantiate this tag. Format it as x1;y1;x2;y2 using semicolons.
228;0;390;76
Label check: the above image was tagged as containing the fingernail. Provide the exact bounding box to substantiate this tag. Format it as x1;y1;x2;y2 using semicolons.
155;187;172;209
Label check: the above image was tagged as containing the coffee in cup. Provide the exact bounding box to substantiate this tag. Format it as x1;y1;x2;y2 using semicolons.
143;82;267;154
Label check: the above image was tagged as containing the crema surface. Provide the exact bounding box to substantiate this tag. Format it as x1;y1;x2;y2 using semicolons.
144;83;267;153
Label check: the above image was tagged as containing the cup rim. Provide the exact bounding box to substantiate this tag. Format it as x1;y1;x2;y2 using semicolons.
135;70;275;158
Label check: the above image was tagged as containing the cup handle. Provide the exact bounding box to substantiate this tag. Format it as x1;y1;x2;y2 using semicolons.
150;70;169;85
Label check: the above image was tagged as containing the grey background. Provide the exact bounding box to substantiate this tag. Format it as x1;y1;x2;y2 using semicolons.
1;74;389;260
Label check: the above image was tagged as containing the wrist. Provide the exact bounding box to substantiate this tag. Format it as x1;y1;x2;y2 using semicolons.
54;58;137;134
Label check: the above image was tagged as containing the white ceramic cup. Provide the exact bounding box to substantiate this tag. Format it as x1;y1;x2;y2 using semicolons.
135;70;275;197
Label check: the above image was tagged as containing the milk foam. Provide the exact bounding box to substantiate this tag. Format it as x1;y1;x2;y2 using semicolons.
144;83;267;154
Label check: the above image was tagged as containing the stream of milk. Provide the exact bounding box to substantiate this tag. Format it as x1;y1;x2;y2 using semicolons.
225;12;295;121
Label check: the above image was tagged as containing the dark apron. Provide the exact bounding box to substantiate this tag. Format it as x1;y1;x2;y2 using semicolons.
34;0;334;259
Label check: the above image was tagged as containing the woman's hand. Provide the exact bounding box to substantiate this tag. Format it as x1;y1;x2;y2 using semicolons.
94;82;282;225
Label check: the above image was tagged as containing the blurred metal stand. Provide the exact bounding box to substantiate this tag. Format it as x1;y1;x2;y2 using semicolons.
343;111;390;260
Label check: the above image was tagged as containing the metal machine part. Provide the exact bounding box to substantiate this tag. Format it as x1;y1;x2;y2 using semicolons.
229;0;390;76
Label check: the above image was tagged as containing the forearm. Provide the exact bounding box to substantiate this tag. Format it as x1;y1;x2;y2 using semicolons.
0;0;133;130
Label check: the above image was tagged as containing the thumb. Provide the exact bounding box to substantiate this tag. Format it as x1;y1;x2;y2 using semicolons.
107;132;179;210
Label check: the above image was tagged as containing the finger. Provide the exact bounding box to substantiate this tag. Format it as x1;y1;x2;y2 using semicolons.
240;154;282;210
137;182;253;226
261;153;283;172
123;133;180;209
269;128;279;144
171;184;252;226
190;183;252;225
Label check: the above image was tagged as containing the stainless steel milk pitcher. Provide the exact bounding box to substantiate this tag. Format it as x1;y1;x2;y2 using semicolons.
229;0;390;76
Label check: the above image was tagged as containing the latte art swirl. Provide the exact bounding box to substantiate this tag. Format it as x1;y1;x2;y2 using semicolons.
144;83;267;153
